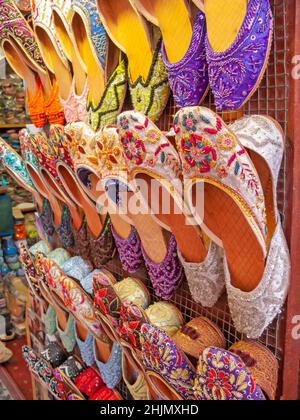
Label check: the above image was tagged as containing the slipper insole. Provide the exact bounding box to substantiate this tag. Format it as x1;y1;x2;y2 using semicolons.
192;183;265;292
35;26;73;100
75;321;89;342
41;169;83;230
247;150;276;248
135;0;193;63
98;0;153;82
120;190;168;264
52;11;87;95
205;0;247;52
95;338;113;364
57;166;104;238
78;174;132;240
2;40;37;98
137;174;207;263
7;37;52;98
27;165;62;227
71;12;105;104
148;373;182;400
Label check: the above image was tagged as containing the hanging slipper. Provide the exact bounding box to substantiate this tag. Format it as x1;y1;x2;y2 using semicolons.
172;317;225;365
66;122;143;273
174;107;267;296
71;0;127;130
122;351;150;400
117;110;225;306
97;0;170;122
93;339;123;389
140;324;196;400
55;126;115;268
19;130;65;238
228;115;290;338
205;0;273;111
0;0;52;126
31;0;72;109
195;340;278;400
30;128;84;246
133;0;209;107
51;0;89;124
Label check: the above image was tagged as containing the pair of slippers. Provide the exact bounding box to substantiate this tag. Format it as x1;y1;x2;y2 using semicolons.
141;320;278;400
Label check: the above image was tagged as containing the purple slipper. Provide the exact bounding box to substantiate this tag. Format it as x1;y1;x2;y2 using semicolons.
141;324;196;400
206;0;273;111
162;11;209;108
111;225;144;274
142;234;183;301
195;347;266;400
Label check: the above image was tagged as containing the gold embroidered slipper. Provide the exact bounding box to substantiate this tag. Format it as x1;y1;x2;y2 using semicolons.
71;0;127;130
97;0;170;122
174;107;267;294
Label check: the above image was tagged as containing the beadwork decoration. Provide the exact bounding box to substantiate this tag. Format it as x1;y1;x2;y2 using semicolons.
72;0;108;70
206;0;273;111
162;11;209;108
88;58;128;130
0;0;46;73
141;324;196;400
195;347;265;400
93;341;122;390
128;40;170;122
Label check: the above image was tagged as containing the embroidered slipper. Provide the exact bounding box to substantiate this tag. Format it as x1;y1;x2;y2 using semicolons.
75;367;104;398
22;346;54;385
195;341;278;400
31;0;73;105
117;112;185;300
20;130;65;231
93;270;150;339
74;321;95;367
0;0;46;73
51;0;88;124
93;340;123;389
0;37;49;128
97;0;170;122
132;1;208;107
205;0;273;111
66;122;143;273
31;127;83;231
71;0;127;130
28;131;76;248
55;130;111;259
118;110;225;306
174;107;267;294
228;115;290;338
140;324;196;400
122;351;150;400
172;317;225;364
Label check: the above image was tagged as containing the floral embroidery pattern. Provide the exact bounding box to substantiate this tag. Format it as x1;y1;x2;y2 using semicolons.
141;324;196;400
206;0;273;110
195;348;265;400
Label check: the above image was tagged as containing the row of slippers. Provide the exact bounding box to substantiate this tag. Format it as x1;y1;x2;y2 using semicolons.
1;106;291;340
0;0;273;130
22;345;122;401
19;240;278;400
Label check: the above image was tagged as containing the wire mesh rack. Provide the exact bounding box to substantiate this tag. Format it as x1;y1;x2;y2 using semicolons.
107;0;291;400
